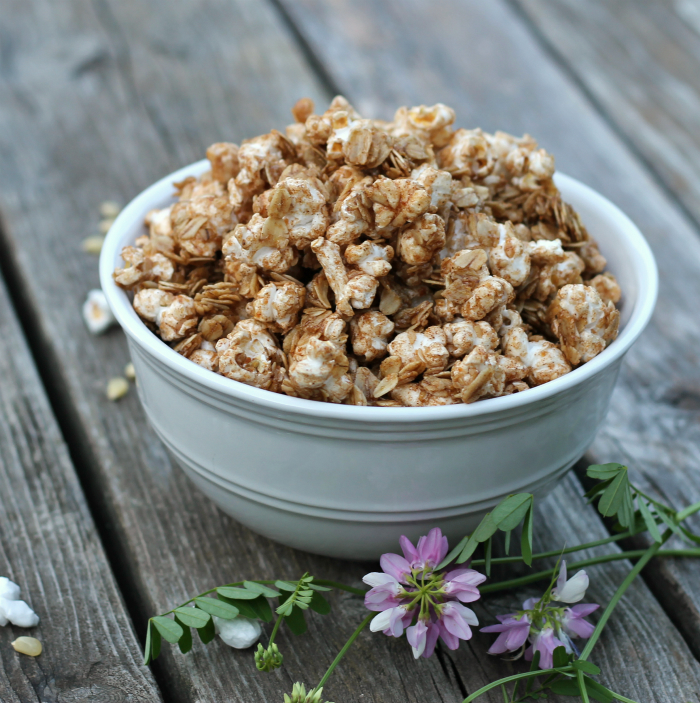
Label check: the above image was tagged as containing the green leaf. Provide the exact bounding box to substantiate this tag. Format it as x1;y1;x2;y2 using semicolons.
550;676;613;703
144;621;154;666
308;583;332;592
216;586;260;600
152;615;183;644
679;525;700;544
474;513;499;542
552;645;570;669
274;580;298;592
504;530;511;555
194;597;239;620
587;463;626;480
618;482;636;528
174;614;192;654
457;533;480;564
438;535;469;570
309;591;331;615
484;537;493;577
284;605;307;635
220;596;258;619
174;607;211;629
492;494;533;531
521;504;534;566
597;468;630;518
197;616;216;645
572;660;601;676
243;581;282;598
638;498;662;542
249;595;273;622
150;623;161;661
655;507;682;536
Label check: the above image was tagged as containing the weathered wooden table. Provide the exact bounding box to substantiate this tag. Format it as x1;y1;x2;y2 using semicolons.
2;1;700;700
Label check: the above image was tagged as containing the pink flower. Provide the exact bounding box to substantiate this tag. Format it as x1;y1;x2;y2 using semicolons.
481;613;531;654
362;572;402;612
369;605;411;637
363;528;485;658
561;604;599;639
525;625;564;669
399;527;449;571
444;568;487;603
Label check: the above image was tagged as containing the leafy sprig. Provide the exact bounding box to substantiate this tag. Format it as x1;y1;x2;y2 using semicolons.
145;463;700;703
144;575;331;666
438;493;535;574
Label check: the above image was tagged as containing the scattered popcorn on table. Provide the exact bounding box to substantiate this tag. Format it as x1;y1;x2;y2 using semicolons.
124;362;136;380
0;577;39;628
11;637;42;657
82;289;116;335
106;377;129;401
213;615;262;649
113;97;622;406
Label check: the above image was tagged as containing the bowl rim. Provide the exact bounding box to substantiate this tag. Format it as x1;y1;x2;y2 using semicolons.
100;159;658;424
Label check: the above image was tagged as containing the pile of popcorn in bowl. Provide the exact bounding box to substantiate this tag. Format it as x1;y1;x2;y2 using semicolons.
113;97;621;407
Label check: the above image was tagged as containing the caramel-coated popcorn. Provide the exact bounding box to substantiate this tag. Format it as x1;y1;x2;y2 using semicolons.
115;97;623;406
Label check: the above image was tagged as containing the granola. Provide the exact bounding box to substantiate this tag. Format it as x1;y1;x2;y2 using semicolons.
114;97;622;406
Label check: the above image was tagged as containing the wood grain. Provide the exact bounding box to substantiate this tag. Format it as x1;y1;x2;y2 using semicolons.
0;272;161;701
505;0;700;660
2;0;700;700
512;0;700;239
275;0;700;690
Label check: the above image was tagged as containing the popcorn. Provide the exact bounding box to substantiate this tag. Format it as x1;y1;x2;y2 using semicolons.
217;320;286;391
82;289;116;335
0;577;39;629
548;284;620;366
115;97;622;406
351;310;395;361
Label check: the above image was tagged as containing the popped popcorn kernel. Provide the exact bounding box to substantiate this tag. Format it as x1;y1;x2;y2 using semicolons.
114;96;622;406
106;377;129;401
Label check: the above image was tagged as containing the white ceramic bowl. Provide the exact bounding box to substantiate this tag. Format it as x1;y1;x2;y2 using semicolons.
100;160;657;560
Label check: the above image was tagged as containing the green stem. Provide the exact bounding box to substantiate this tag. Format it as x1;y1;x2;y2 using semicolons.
610;692;641;703
676;499;700;523
313;579;367;596
315;613;373;691
576;670;591;703
471;532;633;567
480;547;699;594
267;613;283;647
462;668;572;702
579;531;671;661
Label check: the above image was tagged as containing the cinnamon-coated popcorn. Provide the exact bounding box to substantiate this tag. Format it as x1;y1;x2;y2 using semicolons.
217;320;286;391
116;96;622;406
451;346;506;403
549;284;620;365
351;310;395;361
249;280;305;333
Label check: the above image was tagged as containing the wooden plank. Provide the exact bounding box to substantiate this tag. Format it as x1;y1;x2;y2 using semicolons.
512;0;700;235
0;1;466;701
506;0;700;659
272;0;700;691
0;271;161;701
1;1;698;702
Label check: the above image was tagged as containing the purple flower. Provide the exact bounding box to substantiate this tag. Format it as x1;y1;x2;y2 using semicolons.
444;569;487;603
363;528;485;659
561;603;599;639
362;572;402;612
399;528;449;571
482;575;599;669
481;613;531;655
525;625;564;669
